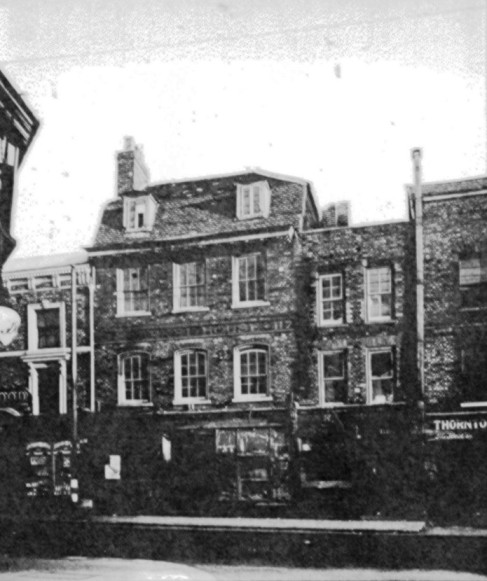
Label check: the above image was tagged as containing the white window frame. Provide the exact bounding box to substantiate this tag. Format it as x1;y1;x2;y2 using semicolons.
318;350;348;406
232;254;269;308
174;349;210;405
459;345;487;408
27;302;66;352
233;345;272;402
317;274;344;326
236;181;271;220
123;195;156;232
172;261;209;313
366;348;395;404
116;267;150;317
117;352;152;406
366;267;392;322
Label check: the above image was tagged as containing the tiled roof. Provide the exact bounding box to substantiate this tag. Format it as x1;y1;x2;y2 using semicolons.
91;171;311;249
406;175;487;197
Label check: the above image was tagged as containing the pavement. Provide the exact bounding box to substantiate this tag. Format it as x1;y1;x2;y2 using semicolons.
91;514;428;533
88;514;487;536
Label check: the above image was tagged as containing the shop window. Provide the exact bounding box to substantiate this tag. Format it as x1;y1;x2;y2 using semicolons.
118;352;151;405
366;267;392;321
319;351;348;404
317;274;344;325
368;349;395;404
215;428;289;502
116;267;150;315
234;345;270;401
173;261;207;311
459;256;487;309
26;440;72;498
174;349;208;404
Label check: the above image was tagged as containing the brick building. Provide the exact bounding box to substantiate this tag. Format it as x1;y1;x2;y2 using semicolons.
0;138;426;517
408;176;487;520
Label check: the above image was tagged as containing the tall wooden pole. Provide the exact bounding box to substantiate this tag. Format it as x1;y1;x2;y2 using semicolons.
71;265;78;475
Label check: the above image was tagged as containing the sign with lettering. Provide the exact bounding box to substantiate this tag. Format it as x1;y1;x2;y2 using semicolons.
427;414;487;441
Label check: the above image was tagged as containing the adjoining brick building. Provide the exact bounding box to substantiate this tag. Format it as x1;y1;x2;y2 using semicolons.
407;176;487;520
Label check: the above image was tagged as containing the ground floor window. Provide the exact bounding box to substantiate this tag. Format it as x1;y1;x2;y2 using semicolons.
368;349;395;404
215;427;289;502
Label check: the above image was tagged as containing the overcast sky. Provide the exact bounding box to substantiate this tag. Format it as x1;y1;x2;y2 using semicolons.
1;0;485;258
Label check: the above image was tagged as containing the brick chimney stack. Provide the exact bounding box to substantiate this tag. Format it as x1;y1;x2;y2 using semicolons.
117;136;151;195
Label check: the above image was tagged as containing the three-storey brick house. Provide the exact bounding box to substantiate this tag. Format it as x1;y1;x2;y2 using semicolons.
84;137;321;508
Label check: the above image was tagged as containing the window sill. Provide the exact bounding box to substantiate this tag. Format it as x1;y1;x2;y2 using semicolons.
172;307;210;314
233;396;273;403
172;399;211;406
460;401;487;408
236;214;267;221
232;301;270;309
459;306;487;312
116;311;152;318
366;318;394;324
317;321;345;328
117;402;153;407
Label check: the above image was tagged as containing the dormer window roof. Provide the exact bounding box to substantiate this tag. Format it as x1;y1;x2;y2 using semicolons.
123;194;156;232
236;181;271;220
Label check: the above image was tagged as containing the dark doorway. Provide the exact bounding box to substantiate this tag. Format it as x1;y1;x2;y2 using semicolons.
37;363;60;416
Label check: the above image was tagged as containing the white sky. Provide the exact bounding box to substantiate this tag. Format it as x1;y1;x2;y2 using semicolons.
0;0;485;258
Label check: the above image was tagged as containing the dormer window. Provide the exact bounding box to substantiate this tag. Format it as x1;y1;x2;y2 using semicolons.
236;181;270;219
123;194;156;231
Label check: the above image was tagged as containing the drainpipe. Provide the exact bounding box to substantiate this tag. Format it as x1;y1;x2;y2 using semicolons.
412;148;425;400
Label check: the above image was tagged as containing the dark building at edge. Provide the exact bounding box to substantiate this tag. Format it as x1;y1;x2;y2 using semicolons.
0;136;486;522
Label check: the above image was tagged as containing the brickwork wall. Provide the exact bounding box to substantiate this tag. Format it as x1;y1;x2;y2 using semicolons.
423;193;487;406
92;236;300;410
301;221;416;406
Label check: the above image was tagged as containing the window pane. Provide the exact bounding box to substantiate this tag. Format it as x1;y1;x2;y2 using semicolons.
321;278;331;300
37;309;61;348
371;351;393;378
324;353;344;378
253;186;261;213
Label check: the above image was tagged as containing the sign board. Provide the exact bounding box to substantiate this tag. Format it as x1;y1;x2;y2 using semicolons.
427;414;487;442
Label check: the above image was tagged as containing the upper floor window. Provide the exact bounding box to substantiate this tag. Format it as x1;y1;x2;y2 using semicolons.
319;351;347;405
236;181;271;220
366;267;392;321
368;349;395;404
234;345;270;401
118;352;151;405
173;261;207;312
116;267;150;316
174;349;208;404
459;256;487;309
28;303;65;351
232;254;267;307
460;344;487;406
318;274;344;326
123;195;156;231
